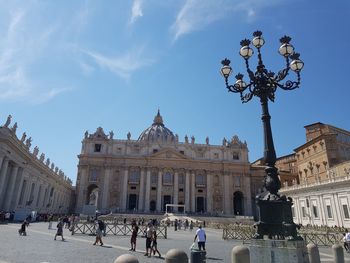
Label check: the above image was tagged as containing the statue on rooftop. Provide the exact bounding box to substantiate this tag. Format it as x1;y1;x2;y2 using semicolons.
20;132;26;143
25;137;32;148
33;146;39;157
11;122;18;133
4;115;12;127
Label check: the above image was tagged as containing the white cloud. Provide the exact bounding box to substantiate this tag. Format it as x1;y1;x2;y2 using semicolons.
129;0;143;25
171;0;284;41
82;47;154;80
0;5;70;103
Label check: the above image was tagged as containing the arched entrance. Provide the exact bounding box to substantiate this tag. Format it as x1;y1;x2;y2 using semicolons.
150;200;156;212
196;197;205;213
233;191;244;215
86;184;99;206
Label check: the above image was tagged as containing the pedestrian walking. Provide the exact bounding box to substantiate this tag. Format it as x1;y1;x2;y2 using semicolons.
93;219;104;246
48;214;53;229
129;222;138;251
54;219;65;241
151;229;161;258
18;220;27;236
144;223;153;257
344;229;350;253
190;220;194;231
194;225;206;251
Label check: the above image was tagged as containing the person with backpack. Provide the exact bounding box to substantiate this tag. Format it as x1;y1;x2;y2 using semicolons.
93;219;104;246
54;218;65;241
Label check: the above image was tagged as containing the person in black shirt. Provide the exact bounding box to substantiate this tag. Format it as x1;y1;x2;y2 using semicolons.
18;220;27;236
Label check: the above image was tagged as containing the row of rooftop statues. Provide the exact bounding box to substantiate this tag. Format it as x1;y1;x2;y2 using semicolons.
84;126;248;147
2;115;72;184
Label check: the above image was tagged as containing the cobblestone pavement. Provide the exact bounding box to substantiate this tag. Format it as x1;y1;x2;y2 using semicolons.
0;222;349;263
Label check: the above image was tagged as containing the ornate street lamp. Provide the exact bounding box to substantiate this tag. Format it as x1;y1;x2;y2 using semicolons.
220;31;304;239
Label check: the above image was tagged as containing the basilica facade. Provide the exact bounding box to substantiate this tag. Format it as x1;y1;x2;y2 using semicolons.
75;111;257;216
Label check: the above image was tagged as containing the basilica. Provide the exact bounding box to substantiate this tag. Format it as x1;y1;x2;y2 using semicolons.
75;111;263;216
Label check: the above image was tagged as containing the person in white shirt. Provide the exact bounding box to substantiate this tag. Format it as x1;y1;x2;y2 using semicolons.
344;230;350;252
194;225;206;251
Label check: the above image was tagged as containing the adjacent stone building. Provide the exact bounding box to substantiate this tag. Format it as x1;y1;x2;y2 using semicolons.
0;115;73;220
280;122;350;227
75;111;258;216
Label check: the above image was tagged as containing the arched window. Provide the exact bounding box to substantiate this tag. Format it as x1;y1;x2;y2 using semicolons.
195;174;206;186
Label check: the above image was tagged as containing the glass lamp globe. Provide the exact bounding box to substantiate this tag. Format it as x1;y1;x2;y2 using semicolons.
252;36;265;48
290;59;304;72
220;65;232;78
239;46;253;59
235;79;246;90
278;43;294;57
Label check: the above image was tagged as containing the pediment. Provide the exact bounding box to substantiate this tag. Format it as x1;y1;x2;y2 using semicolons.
150;148;189;160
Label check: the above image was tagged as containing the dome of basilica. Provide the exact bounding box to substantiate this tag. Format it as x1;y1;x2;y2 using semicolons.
138;110;175;142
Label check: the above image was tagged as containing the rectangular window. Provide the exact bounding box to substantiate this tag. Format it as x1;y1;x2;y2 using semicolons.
89;169;99;182
163;172;173;185
195;174;206;186
198;189;203;193
312;205;318;218
301;206;306;217
151;187;156;191
343;205;350;219
214;153;219;159
153;149;158;153
179;188;184;192
179;151;185;155
326;205;333;218
94;144;101;152
232;152;239;160
178;175;185;185
129;170;140;184
151;173;158;184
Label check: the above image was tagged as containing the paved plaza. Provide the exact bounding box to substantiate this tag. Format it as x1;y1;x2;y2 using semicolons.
0;222;349;263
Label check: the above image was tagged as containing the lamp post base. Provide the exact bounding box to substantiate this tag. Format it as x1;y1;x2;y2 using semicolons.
254;198;302;240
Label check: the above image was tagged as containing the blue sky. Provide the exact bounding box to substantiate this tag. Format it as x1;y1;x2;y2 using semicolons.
0;0;349;183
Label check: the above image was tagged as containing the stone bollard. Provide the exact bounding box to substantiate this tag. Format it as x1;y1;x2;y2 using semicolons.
165;249;189;263
307;243;320;263
114;254;139;263
332;244;344;263
231;245;250;263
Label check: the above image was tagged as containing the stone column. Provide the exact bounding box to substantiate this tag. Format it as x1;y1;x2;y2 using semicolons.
76;166;87;212
173;171;178;212
0;158;10;202
156;170;162;212
185;171;190;213
144;169;151;212
3;165;19;211
121;168;128;211
243;174;253;216
14;170;25;207
0;155;5;170
31;180;41;209
191;172;196;212
102;167;111;212
224;173;230;214
206;173;212;213
139;168;145;211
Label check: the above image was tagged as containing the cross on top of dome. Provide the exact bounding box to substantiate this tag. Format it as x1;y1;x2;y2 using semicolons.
153;109;164;126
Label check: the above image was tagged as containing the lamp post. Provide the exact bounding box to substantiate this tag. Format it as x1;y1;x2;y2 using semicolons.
220;31;304;239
